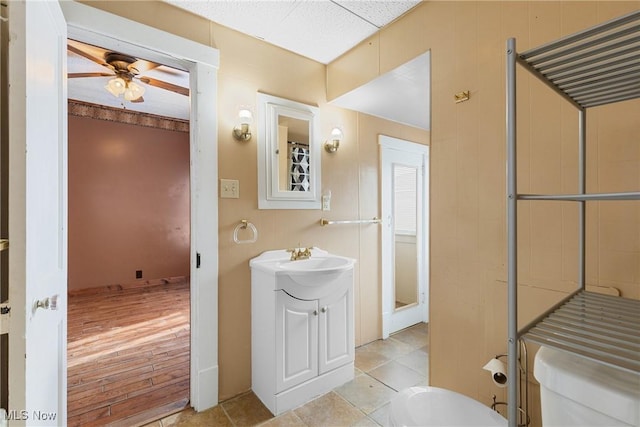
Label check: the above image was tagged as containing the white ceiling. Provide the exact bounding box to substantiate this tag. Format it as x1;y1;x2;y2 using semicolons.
67;40;191;120
165;0;421;64
68;1;430;129
330;52;430;130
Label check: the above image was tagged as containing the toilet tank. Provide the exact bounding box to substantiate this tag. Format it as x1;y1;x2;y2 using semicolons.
534;346;640;427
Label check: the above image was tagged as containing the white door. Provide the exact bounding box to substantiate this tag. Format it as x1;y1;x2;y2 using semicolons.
8;1;68;425
276;291;318;392
318;284;353;374
380;136;429;337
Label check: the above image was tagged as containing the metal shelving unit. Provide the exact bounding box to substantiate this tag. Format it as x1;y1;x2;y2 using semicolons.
506;9;640;427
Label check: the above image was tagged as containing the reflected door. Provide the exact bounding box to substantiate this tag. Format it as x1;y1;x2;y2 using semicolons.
380;136;429;337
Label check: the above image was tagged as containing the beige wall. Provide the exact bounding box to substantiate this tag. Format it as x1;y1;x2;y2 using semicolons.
75;2;640;420
68;115;190;290
80;1;429;401
330;1;640;425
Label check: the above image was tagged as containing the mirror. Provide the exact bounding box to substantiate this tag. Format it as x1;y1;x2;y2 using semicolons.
380;135;428;336
257;93;321;209
393;165;418;310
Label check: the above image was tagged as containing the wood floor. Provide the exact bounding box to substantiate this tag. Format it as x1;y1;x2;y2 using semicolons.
67;277;190;427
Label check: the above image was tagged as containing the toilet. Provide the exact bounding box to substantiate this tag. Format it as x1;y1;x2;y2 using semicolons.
389;386;507;426
535;346;640;427
390;346;640;427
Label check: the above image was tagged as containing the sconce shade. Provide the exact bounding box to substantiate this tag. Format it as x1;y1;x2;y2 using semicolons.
325;127;343;153
233;108;253;141
238;108;253;124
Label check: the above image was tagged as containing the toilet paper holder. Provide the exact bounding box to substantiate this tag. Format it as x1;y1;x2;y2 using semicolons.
484;340;530;427
483;356;508;387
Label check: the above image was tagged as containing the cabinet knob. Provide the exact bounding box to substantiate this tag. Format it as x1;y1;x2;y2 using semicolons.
313;310;318;316
321;306;327;313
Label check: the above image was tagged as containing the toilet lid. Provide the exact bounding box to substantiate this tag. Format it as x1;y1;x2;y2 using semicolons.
390;386;507;426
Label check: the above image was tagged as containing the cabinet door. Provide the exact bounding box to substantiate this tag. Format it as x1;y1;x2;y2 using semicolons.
318;285;354;374
276;291;318;392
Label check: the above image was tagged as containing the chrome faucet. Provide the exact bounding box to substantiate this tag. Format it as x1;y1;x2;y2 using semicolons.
287;246;312;261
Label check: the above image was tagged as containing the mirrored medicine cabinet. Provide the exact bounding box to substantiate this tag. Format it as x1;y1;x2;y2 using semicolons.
257;93;321;209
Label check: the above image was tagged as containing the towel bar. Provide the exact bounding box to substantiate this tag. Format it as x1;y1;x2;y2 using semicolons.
320;217;381;226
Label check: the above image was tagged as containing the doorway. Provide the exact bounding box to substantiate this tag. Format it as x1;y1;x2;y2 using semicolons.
59;1;219;421
66;41;192;423
380;135;429;338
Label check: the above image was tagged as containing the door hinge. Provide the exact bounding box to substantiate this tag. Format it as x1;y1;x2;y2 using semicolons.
196;252;201;269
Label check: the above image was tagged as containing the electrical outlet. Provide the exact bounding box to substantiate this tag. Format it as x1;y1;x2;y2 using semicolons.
136;270;143;279
322;195;331;211
220;179;240;198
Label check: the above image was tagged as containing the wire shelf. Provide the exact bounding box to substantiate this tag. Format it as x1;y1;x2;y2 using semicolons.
518;10;640;109
520;291;640;374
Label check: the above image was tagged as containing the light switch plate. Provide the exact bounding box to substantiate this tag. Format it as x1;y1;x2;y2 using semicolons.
220;179;239;198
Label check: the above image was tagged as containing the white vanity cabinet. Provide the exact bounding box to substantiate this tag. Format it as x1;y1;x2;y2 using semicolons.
250;249;355;415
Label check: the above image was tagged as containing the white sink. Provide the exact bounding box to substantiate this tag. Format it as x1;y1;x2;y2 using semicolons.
276;255;354;286
250;248;356;297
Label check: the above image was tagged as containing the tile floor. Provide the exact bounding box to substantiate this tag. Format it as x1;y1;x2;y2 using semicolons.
144;323;428;427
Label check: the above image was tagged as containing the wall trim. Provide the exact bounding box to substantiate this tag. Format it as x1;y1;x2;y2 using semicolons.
68;100;189;133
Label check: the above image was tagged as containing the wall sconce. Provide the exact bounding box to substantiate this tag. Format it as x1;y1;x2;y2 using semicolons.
324;127;343;153
233;108;253;141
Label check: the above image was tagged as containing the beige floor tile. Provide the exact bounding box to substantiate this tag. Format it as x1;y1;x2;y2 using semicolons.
334;374;397;414
355;348;390;372
294;392;366;427
412;322;429;334
359;338;415;360
258;411;306;427
396;349;429;377
152;323;429;427
367;402;391;426
390;327;429;349
351;416;379;427
159;405;232;427
221;391;273;426
367;361;425;391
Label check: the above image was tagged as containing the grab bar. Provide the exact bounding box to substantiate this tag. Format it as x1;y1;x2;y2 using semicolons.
319;217;381;226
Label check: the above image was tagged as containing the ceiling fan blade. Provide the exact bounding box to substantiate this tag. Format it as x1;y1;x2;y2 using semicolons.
68;72;114;78
130;59;160;74
67;44;108;67
130;96;145;103
139;77;189;96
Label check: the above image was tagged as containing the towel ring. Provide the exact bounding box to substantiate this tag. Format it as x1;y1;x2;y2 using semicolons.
233;219;258;244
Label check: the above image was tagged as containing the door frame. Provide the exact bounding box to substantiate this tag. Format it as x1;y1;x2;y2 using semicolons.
61;2;220;412
380;135;429;339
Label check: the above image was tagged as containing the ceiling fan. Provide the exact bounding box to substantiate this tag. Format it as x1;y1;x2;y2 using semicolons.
67;40;189;103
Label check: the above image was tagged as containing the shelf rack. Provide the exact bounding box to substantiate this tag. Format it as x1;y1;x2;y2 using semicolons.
506;9;640;427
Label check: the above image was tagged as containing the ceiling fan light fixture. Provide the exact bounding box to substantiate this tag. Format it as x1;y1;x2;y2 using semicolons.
124;81;145;101
105;77;126;97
